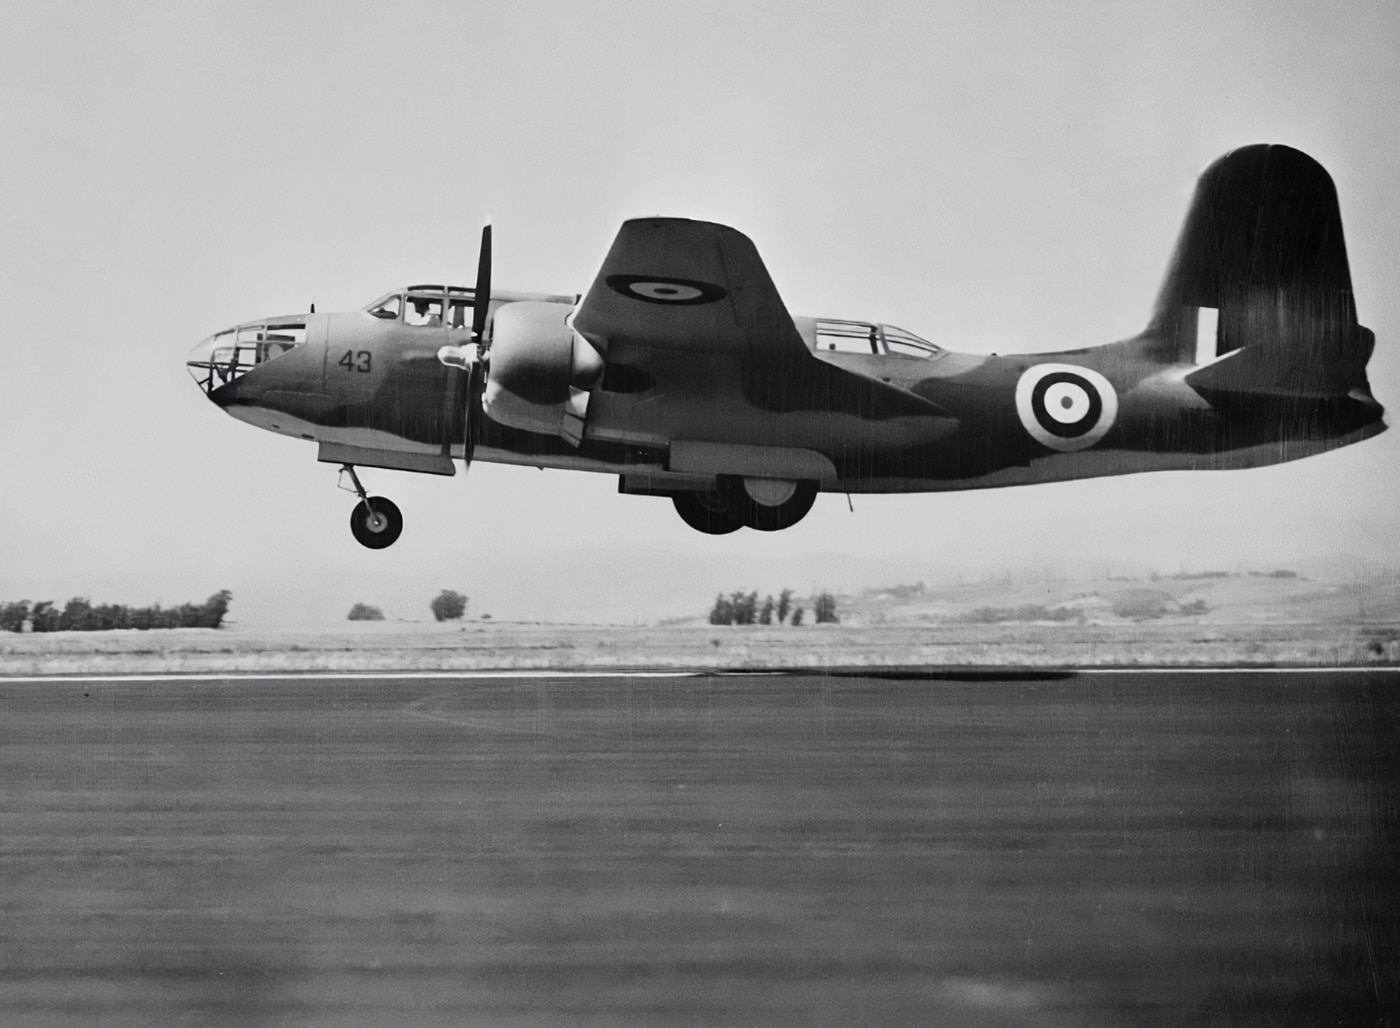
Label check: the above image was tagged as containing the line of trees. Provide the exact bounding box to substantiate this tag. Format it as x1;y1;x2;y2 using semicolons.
709;589;838;626
346;590;470;622
0;591;232;633
345;591;478;623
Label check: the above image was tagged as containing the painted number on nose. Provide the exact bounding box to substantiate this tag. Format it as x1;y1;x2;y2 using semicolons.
338;350;372;372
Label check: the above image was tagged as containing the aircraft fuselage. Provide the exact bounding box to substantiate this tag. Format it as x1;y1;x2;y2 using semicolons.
186;145;1386;544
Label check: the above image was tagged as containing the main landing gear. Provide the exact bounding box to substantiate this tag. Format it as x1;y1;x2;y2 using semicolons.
339;465;403;549
671;476;818;535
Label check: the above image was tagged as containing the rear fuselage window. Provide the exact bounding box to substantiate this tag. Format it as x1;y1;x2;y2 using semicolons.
816;319;880;354
814;320;943;359
882;326;943;359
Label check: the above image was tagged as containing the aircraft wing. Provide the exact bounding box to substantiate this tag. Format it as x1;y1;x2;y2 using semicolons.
571;218;949;419
571;218;809;359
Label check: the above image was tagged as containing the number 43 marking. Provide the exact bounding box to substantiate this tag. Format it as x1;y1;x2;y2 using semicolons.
338;350;372;372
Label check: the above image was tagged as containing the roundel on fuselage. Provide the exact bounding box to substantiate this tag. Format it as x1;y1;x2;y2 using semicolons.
1014;363;1119;452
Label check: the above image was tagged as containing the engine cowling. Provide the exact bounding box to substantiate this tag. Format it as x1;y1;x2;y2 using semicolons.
482;301;603;444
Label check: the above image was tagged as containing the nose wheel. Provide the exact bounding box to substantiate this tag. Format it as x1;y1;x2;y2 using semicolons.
350;496;403;549
339;465;404;549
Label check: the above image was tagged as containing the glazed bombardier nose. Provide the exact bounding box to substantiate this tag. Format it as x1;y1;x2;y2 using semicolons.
185;319;312;397
186;334;229;395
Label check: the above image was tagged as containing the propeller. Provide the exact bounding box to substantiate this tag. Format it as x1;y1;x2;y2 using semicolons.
436;224;492;472
461;224;492;471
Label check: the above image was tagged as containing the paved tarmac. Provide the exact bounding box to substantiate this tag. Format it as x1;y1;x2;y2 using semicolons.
2;670;1396;1026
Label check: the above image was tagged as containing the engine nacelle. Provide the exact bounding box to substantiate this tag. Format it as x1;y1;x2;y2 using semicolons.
483;301;604;445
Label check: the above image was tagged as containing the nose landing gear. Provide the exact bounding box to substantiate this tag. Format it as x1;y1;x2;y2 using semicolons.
339;465;404;549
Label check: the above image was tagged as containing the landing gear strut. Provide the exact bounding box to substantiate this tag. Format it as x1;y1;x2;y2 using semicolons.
339;464;403;549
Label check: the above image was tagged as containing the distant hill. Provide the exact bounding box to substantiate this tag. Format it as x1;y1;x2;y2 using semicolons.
673;564;1400;629
845;567;1400;628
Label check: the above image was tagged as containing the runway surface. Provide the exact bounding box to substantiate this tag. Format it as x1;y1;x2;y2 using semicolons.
2;671;1396;1026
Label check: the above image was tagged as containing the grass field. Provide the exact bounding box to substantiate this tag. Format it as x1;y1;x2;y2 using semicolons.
0;618;1393;676
2;671;1396;1025
5;562;1396;676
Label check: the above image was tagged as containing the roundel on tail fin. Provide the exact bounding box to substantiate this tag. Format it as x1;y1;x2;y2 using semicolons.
1015;364;1118;451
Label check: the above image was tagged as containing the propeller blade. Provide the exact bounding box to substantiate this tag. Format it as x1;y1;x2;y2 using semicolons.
462;361;483;473
471;223;492;344
459;223;492;473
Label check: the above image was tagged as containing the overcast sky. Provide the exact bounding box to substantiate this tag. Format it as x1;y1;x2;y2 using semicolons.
3;1;1398;625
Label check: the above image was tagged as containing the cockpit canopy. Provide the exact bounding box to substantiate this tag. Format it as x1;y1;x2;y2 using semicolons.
366;285;478;329
813;319;944;359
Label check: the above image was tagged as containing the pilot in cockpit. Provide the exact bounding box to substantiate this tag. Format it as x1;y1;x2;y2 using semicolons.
407;298;443;327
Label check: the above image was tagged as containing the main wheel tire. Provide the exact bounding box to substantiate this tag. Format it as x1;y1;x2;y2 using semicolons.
671;490;744;535
350;496;403;549
733;478;818;532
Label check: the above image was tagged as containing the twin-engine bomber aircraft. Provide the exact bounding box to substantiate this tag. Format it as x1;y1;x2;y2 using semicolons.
188;145;1384;548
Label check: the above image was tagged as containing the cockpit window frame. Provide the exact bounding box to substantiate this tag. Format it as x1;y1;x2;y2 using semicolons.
366;293;403;321
447;288;476;330
366;287;480;330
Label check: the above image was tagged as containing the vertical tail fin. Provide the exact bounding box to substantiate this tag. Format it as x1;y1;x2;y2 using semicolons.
1147;144;1373;396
